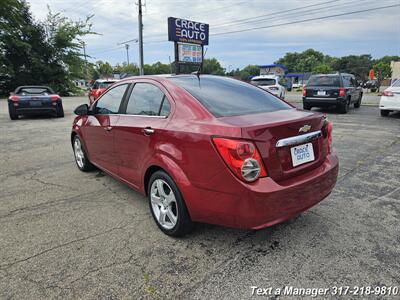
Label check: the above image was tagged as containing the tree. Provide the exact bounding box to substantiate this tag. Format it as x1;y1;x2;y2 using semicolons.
373;61;391;87
0;0;94;95
275;49;325;73
312;63;332;74
202;58;225;75
331;55;373;81
239;65;260;81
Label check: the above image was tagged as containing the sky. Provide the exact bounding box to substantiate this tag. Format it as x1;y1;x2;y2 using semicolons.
28;0;400;70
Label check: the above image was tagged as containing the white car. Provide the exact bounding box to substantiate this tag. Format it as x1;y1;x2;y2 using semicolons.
379;79;400;117
250;75;285;98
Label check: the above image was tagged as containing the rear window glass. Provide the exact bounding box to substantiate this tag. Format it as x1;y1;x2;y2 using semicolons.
17;87;52;95
170;76;290;117
307;75;340;87
250;78;276;86
392;79;400;87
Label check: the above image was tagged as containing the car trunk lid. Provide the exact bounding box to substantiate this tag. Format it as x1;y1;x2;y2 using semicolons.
305;86;340;98
219;109;328;182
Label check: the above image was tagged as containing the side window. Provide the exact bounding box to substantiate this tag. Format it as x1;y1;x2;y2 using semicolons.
95;84;128;115
342;76;351;87
126;83;171;116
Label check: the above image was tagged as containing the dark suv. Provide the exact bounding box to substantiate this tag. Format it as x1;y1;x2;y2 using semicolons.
302;73;363;113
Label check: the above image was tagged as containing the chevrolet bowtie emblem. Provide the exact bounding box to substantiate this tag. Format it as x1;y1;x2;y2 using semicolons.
299;125;311;133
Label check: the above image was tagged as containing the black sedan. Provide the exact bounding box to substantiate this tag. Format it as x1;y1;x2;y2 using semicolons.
7;86;64;120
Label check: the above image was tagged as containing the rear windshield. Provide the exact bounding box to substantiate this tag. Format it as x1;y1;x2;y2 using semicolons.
307;75;341;87
170;76;291;117
93;81;116;89
250;78;276;86
392;79;400;87
16;87;52;95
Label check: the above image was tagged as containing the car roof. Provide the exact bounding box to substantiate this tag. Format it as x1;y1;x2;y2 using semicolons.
251;75;279;80
95;79;119;82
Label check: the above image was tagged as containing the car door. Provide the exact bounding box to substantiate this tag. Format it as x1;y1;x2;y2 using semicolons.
83;83;129;175
113;80;172;189
344;76;356;103
351;77;362;101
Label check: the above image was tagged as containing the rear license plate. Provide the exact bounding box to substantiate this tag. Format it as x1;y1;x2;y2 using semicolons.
317;90;326;96
290;143;315;167
30;101;42;106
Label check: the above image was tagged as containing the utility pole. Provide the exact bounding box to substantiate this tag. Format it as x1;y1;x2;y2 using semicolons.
137;0;144;75
125;44;130;65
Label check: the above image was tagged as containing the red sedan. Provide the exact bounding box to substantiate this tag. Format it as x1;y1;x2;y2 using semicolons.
88;79;118;104
71;75;338;237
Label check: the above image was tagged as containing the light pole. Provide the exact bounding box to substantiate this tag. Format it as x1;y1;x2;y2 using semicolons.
125;44;130;65
137;0;144;75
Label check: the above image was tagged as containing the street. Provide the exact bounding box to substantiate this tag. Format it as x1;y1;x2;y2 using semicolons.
0;96;399;299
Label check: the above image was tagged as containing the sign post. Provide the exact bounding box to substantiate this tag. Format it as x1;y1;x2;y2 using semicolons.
168;17;209;74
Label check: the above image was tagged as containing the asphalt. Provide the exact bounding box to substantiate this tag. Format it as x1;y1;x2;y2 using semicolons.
0;95;399;299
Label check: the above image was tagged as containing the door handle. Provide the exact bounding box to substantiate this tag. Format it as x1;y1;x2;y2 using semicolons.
105;126;113;131
143;127;154;135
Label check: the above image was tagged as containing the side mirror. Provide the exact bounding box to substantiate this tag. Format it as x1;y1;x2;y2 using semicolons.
74;104;89;116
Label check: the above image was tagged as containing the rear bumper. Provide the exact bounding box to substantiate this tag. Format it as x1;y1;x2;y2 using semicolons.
9;101;58;115
379;96;400;111
185;154;339;229
303;97;345;107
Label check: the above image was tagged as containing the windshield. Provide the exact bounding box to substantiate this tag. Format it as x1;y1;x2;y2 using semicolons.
250;79;276;86
170;76;291;117
307;75;341;87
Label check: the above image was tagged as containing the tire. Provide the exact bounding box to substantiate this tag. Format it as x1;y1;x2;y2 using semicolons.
148;170;194;237
56;102;64;118
338;99;350;114
72;135;95;171
303;103;312;110
354;93;362;108
380;110;390;117
8;103;18;120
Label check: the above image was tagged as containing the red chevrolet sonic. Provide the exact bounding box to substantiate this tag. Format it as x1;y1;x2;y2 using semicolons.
71;75;339;237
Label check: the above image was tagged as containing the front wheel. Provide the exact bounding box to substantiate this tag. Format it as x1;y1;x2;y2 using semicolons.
380;110;390;117
148;171;194;237
73;135;95;171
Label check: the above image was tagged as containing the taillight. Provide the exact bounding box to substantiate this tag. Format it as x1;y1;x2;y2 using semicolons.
212;138;267;182
322;120;332;154
302;87;307;97
382;91;394;97
50;95;60;101
339;88;345;98
9;95;19;102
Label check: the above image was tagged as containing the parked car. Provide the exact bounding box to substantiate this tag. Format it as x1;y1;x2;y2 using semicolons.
303;73;363;113
379;79;400;117
363;79;378;92
88;79;118;104
7;86;64;120
71;75;338;237
250;75;285;98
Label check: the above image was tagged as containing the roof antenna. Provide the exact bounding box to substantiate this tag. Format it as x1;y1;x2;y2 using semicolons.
196;47;208;79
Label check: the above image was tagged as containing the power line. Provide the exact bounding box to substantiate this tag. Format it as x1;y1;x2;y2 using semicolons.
212;0;341;27
211;4;400;37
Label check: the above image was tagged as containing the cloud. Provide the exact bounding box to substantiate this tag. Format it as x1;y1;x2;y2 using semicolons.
28;0;400;69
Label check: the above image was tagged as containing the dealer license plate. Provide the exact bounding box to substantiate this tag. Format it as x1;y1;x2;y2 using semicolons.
290;143;315;167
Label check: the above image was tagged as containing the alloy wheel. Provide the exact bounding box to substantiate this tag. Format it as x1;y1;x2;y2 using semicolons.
74;138;85;168
150;179;178;230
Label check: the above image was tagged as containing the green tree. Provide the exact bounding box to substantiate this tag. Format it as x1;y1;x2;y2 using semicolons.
239;65;260;81
202;58;225;75
0;0;94;95
331;55;373;80
89;60;113;79
275;49;325;73
372;61;391;87
312;63;332;74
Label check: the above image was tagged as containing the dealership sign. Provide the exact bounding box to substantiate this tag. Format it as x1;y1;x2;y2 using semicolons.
178;43;202;63
168;17;209;45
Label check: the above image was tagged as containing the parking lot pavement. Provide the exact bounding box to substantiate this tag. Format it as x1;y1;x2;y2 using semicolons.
0;96;399;299
285;91;380;106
